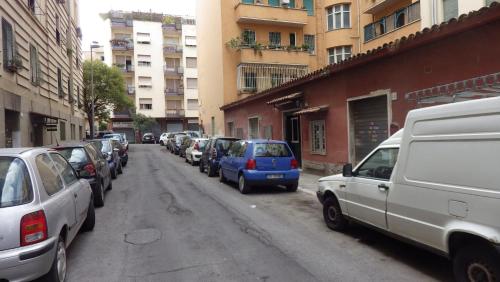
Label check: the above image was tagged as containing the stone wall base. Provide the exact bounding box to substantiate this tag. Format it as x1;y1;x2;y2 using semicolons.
302;159;344;176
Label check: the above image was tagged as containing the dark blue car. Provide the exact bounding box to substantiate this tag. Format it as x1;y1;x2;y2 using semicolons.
199;137;240;177
219;140;300;194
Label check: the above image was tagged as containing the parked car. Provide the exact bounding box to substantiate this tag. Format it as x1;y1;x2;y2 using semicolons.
167;132;185;152
0;148;94;282
95;130;114;139
185;138;209;166
184;131;201;138
159;132;170;146
89;139;122;179
316;97;500;281
111;139;128;167
54;142;112;207
173;134;188;155
103;133;128;151
179;136;192;158
219;140;299;194
142;133;156;144
199;137;240;177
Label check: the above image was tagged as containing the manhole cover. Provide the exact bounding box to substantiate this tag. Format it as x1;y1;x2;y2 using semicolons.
124;228;161;245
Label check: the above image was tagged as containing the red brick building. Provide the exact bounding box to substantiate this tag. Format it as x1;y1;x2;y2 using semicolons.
221;4;500;174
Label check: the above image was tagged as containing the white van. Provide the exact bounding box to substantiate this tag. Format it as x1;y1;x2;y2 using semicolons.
316;97;500;281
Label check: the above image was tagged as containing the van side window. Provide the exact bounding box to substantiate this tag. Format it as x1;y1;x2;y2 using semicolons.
355;148;399;180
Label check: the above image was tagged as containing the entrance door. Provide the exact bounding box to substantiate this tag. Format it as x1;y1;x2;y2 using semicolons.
34;124;44;146
285;114;301;165
5;110;20;148
350;95;388;164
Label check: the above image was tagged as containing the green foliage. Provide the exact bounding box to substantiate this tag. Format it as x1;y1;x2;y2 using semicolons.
82;60;133;128
132;113;157;133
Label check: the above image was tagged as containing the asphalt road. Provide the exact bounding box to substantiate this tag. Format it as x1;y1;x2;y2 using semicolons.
64;144;453;282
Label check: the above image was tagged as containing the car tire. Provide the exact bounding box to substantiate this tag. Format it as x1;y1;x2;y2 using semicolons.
185;157;188;163
207;164;216;177
43;236;67;282
191;157;197;167
323;197;348;231
111;167;117;179
219;168;226;183
117;162;123;174
160;141;164;146
107;179;113;191
199;161;205;173
81;200;95;232
122;160;127;167
238;174;251;194
286;182;298;192
94;182;105;207
453;243;500;282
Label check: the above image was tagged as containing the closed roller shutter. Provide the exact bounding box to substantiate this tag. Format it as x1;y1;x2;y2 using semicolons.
167;123;183;132
351;95;388;164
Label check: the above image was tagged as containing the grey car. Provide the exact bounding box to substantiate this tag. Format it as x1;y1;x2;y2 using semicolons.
0;148;94;282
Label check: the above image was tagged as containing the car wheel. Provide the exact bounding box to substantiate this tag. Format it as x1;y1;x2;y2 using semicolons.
199;161;205;173
191;156;197;167
43;236;67;282
107;179;113;191
453;244;500;282
323;197;348;231
94;182;105;207
207;164;216;177
286;182;298;192
81;200;95;232
238;174;251;194
111;167;117;179
160;141;164;146
117;161;123;174
122;160;127;167
219;168;227;183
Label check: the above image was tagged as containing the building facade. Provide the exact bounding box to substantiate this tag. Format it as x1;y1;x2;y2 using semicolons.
221;3;500;174
0;0;85;148
103;11;200;140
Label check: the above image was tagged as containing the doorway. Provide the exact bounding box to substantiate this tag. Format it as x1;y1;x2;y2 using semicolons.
5;110;20;148
284;113;301;166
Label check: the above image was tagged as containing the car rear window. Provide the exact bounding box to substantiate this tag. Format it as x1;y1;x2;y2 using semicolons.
103;134;123;142
0;157;33;208
57;148;88;163
198;140;208;149
254;143;292;157
215;139;237;151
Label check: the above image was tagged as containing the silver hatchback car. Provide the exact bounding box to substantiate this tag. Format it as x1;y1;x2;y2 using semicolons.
0;148;94;282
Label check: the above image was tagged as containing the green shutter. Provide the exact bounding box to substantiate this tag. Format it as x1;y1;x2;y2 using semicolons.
303;0;313;15
242;0;254;4
289;0;295;8
268;0;280;6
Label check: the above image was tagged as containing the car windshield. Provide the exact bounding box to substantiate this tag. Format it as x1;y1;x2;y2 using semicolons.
254;143;292;157
57;148;88;164
0;157;33;208
103;134;123;142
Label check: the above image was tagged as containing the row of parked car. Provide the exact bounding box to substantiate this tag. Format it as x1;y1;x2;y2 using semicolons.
0;133;130;282
161;132;300;194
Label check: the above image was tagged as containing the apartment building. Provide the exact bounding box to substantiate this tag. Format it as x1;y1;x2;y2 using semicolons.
421;0;498;27
0;0;85;148
103;11;199;140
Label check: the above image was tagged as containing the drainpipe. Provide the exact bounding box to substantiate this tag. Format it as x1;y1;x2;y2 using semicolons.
431;0;438;26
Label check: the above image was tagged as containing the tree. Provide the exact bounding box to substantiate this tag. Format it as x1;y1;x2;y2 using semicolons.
83;60;133;137
132;113;157;134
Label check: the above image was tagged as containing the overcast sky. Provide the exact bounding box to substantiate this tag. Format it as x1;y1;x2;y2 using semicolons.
80;0;197;51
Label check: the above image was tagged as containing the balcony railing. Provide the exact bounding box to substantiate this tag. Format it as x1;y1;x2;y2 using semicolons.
114;64;135;73
164;66;184;75
111;19;133;28
164;44;183;54
127;86;135;94
111;39;134;51
364;1;420;42
163;23;182;33
235;1;308;27
165;88;184;95
237;63;308;93
166;109;185;117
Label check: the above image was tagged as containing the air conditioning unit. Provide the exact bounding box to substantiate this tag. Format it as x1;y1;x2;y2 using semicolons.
281;0;290;6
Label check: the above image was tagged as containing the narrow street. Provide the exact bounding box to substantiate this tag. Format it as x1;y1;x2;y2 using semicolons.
65;144;452;282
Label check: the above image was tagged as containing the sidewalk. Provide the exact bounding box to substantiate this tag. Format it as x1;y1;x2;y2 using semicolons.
298;170;325;196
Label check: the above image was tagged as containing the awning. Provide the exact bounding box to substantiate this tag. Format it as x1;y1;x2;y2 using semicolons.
266;92;302;105
294;105;329;115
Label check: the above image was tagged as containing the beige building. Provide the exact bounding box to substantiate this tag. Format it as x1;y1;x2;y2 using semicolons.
420;0;497;28
0;0;85;148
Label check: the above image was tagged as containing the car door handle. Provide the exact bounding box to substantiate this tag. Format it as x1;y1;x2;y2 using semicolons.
378;184;389;191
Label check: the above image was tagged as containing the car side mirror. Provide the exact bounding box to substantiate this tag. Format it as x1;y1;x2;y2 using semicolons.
342;163;353;177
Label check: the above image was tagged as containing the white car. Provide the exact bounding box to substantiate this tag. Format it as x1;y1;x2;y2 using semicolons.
185;138;209;166
159;132;170;146
317;97;500;281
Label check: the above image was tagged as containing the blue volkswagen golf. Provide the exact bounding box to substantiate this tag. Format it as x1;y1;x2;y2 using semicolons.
219;140;300;194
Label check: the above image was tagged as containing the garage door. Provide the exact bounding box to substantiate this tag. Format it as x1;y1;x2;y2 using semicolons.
350;95;388;164
114;128;135;144
167;122;183;132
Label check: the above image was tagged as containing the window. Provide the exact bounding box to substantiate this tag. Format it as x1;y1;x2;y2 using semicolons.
137;32;151;44
269;32;281;48
186;57;197;68
244;72;257;91
57;148;88;163
304;34;315;54
263;125;273;139
355;148;399;180
0;157;33;208
55;15;60;45
443;0;458;21
254;143;292;157
77;86;81;108
271;73;283;87
67;79;72;102
2;19;16;72
187;99;199;110
327;4;350;30
303;0;314;15
57;68;63;97
187;78;198;89
50;153;78;186
59;121;66;141
486;0;499;5
185;36;197;46
30;45;40;85
36;154;64;196
289;33;296;47
79;125;83;140
310;120;326;154
242;29;256;46
28;0;36;13
138;76;152;88
139;98;153;110
328;46;352;64
248;117;259;139
70;124;76;140
137;54;151;67
227;122;235;137
100;55;105;61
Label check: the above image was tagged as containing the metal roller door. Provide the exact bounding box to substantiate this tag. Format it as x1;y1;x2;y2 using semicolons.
167;122;183;132
350;95;388;164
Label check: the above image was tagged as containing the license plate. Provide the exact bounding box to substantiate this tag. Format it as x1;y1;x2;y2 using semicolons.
267;174;283;179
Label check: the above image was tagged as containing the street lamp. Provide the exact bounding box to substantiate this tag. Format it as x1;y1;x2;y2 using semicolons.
90;41;102;138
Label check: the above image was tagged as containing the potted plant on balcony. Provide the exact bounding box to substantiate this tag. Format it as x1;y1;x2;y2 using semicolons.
250;42;263;55
5;54;23;73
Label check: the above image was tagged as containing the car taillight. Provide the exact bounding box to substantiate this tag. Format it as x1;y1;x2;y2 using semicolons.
246;159;256;170
291;159;299;169
83;163;96;176
20;210;48;246
194;142;200;151
211;148;217;159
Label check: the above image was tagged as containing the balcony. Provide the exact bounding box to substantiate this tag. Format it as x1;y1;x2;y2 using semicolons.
364;1;420;42
111;39;134;51
365;0;409;14
127;86;135;95
164;44;183;54
111;19;133;28
114;64;135;73
166;109;185;118
235;2;308;27
165;88;184;96
239;46;310;66
237;63;308;93
164;66;184;77
163;23;182;35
